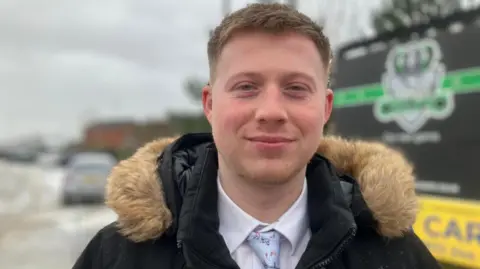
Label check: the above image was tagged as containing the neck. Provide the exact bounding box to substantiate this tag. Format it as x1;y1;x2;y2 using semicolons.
218;163;305;223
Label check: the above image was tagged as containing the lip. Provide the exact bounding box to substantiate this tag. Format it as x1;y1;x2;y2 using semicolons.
246;136;295;144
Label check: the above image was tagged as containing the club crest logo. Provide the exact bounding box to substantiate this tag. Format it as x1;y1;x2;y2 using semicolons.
373;38;455;134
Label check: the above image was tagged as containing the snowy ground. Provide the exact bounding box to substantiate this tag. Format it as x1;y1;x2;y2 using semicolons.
0;161;117;269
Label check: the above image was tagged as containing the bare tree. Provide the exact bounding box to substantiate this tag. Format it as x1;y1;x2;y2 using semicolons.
183;77;205;103
373;0;462;33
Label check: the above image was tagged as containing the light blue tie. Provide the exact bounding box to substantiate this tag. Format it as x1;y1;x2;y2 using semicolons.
247;230;281;269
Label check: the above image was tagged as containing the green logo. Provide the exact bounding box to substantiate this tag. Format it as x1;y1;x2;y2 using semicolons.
373;39;455;133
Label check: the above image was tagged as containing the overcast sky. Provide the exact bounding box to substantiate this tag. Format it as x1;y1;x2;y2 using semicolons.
0;0;384;142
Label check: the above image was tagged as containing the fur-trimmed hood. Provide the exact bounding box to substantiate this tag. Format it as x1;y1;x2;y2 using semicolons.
105;135;417;243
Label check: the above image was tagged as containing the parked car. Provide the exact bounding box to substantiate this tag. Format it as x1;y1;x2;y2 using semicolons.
61;151;117;205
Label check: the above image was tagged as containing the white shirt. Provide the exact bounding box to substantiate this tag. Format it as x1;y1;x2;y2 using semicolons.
218;178;311;269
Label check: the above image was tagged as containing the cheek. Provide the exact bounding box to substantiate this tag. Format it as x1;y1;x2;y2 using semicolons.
211;97;250;134
290;102;326;135
301;114;324;134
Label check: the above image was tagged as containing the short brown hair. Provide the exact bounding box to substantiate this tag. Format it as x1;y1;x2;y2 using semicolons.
207;3;332;81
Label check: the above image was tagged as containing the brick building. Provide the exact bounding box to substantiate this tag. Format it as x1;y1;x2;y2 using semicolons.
83;120;172;151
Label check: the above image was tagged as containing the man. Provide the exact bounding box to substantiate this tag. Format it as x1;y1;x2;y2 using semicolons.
73;3;441;269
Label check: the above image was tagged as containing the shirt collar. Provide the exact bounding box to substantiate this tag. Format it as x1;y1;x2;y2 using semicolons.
272;179;309;254
218;177;309;255
218;177;264;254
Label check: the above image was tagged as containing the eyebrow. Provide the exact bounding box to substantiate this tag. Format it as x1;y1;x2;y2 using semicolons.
226;71;316;86
281;72;316;87
226;72;263;84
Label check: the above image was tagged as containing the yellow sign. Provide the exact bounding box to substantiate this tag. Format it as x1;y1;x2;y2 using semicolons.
414;195;480;268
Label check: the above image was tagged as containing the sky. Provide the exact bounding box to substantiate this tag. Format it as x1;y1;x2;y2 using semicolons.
0;0;384;143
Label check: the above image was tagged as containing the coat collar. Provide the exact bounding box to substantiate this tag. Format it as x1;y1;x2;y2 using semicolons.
105;134;418;243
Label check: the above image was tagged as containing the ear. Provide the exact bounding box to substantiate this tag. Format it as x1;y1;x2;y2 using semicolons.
324;88;334;124
202;83;213;124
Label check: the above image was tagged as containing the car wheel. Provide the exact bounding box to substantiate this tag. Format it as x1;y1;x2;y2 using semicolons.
62;194;75;206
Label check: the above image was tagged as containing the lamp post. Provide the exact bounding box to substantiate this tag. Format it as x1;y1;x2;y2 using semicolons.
286;0;297;9
221;0;231;16
257;0;297;9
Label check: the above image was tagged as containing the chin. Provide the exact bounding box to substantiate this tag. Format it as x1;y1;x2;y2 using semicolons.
241;161;301;185
247;173;292;186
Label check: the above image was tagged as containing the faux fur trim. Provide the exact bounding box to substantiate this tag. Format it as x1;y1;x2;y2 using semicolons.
106;136;417;242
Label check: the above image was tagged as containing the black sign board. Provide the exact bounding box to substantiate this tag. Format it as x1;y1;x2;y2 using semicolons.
332;21;480;201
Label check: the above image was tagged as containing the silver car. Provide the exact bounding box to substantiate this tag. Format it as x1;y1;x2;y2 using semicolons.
62;151;117;205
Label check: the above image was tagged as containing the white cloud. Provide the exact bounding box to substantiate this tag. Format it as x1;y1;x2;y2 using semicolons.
0;0;225;141
0;0;383;141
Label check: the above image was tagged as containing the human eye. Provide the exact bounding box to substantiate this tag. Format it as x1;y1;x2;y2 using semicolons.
235;83;256;91
287;85;307;91
285;84;310;98
232;82;258;98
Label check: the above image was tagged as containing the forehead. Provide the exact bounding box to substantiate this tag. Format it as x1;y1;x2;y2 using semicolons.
214;31;327;82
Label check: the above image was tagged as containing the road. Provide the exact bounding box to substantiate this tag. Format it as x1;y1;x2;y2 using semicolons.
0;161;117;269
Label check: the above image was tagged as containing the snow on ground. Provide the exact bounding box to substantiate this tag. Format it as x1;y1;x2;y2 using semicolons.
0;161;117;269
0;160;63;215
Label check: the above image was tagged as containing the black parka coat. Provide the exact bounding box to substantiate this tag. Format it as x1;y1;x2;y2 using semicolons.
73;133;441;269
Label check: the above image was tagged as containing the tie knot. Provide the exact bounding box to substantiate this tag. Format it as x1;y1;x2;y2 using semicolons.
247;230;281;269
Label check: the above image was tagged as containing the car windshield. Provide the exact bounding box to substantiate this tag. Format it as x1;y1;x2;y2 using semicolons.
68;152;117;166
69;164;113;175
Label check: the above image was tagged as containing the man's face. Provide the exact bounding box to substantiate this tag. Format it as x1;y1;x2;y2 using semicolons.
202;31;333;184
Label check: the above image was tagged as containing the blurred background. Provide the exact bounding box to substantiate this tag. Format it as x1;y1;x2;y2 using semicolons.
1;0;479;268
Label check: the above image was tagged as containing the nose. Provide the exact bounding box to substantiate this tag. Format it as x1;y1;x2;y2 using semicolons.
254;85;288;124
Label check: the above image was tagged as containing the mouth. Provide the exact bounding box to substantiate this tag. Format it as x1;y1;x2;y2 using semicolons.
246;136;295;144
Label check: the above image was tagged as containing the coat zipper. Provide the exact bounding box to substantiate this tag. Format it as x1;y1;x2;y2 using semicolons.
309;227;357;269
179;228;356;269
177;240;224;269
